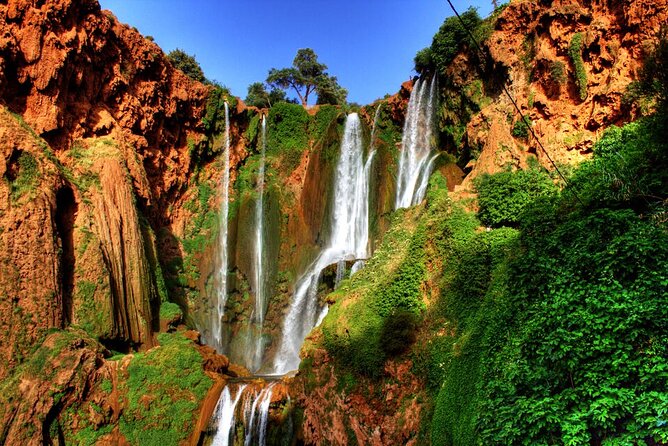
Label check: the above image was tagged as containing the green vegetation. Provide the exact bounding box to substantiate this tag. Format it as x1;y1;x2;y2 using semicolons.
167;48;206;83
550;60;567;84
569;32;588;100
245;82;293;108
475;166;557;227
8;151;39;202
180;180;219;282
159;302;182;321
428;113;668;445
267;48;348;106
321;173;449;377
266;102;310;170
626;29;668;113
416;8;483;76
119;332;212;446
511;117;532;138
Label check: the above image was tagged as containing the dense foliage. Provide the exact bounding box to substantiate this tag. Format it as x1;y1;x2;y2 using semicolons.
568;33;588;101
429;114;668;445
167;48;206;83
474;166;557;227
414;8;482;75
245;82;293;108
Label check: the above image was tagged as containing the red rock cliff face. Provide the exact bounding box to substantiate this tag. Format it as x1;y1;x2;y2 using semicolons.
0;0;210;211
0;0;225;378
442;0;668;193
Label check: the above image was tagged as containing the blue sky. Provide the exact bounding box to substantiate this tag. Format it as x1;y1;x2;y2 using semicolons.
99;0;492;105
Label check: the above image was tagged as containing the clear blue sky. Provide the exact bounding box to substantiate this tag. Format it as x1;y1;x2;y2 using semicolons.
98;0;492;105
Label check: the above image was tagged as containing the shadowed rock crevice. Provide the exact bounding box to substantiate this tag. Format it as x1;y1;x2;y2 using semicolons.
55;185;77;326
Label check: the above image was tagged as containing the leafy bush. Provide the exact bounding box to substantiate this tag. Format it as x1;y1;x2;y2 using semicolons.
569;33;588;100
414;47;434;74
431;113;668;445
511;117;532;138
167;49;206;83
474;167;557;227
429;8;482;76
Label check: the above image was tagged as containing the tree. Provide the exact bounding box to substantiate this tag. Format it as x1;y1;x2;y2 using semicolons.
245;82;294;108
315;74;348;105
414;47;434;74
267;48;346;107
167;48;206;83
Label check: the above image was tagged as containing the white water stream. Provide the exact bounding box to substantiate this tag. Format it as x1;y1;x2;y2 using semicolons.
210;101;231;352
395;76;438;209
246;115;268;372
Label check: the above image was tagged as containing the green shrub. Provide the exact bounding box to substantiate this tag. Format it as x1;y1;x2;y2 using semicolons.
569;33;588;100
431;114;668;445
167;49;206;83
550;60;567;84
414;47;434;74
511;117;531;138
429;8;483;76
474;167;557;227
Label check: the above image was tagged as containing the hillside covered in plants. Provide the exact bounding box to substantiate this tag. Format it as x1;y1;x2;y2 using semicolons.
0;0;666;445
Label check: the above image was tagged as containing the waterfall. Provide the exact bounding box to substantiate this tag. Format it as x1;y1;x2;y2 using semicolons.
272;113;374;374
209;382;276;446
210;384;247;446
211;101;231;352
247;115;268;372
242;383;275;446
395;76;438;209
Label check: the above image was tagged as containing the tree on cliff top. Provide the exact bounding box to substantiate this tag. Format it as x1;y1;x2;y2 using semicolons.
167;48;206;83
245;82;295;108
267;48;347;107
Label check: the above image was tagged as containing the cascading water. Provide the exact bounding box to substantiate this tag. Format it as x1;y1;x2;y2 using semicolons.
208;382;276;446
210;384;247;446
246;115;268;372
272;113;374;374
210;101;231;352
395;76;438;209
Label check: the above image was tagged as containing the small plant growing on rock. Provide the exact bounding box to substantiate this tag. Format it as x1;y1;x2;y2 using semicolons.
569;33;588;100
550;60;567;84
511;118;532;139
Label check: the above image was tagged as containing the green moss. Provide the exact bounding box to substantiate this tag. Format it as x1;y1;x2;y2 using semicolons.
100;378;113;394
159;302;182;321
267;102;310;171
569;32;588;101
73;280;108;336
119;332;212;446
9;151;39;202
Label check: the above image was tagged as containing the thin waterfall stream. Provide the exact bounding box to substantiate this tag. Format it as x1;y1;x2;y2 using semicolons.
248;115;268;373
395;76;438;209
210;101;231;352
